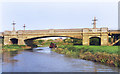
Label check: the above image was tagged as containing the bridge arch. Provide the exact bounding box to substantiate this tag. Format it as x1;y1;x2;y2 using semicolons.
24;36;78;40
10;38;18;45
24;36;82;47
89;37;101;45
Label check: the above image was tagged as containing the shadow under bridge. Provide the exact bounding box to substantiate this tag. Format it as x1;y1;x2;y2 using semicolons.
24;36;82;48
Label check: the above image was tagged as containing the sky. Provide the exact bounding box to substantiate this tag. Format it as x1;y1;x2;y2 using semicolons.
0;0;119;32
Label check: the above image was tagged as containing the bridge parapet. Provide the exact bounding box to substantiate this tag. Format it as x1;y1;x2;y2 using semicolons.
54;29;83;32
17;29;83;34
83;27;108;33
4;31;17;35
100;28;108;32
4;31;11;35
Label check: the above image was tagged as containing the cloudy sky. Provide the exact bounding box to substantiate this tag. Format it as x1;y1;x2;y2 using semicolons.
0;0;119;32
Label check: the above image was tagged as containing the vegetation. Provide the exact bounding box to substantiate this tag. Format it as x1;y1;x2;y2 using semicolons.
90;37;101;45
52;45;120;67
0;38;2;44
33;38;83;47
73;38;82;45
63;38;73;43
57;45;119;54
33;38;73;47
74;46;119;54
2;45;31;52
2;37;119;67
0;38;2;53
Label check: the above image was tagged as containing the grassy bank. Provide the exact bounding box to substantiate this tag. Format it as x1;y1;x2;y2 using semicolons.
52;45;120;67
59;45;119;54
2;45;31;52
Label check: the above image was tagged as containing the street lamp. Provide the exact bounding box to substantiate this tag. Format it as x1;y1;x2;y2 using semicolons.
12;21;16;31
92;17;97;29
23;24;26;31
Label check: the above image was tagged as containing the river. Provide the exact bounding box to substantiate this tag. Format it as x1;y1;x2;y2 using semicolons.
2;47;119;72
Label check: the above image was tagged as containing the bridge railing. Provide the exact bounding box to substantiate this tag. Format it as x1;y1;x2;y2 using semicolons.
4;31;12;35
83;28;108;33
16;29;83;34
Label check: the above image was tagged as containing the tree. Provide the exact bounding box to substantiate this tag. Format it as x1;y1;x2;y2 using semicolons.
63;38;73;43
38;40;44;44
47;39;53;42
90;37;101;45
73;38;82;45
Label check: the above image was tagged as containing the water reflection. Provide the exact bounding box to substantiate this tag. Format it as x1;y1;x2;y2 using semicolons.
2;47;120;72
33;47;51;53
2;50;23;63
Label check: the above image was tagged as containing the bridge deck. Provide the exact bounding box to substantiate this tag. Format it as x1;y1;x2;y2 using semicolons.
109;30;120;35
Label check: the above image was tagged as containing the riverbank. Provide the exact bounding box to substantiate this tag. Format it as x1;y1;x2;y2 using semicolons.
3;46;119;72
2;45;31;52
52;45;120;67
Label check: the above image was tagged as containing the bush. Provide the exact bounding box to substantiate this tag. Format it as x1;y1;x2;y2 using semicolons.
73;38;82;45
67;46;77;52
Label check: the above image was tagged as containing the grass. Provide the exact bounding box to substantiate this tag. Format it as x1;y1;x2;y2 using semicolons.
2;45;30;52
74;45;119;54
58;45;119;54
53;45;120;67
0;40;2;44
3;45;26;49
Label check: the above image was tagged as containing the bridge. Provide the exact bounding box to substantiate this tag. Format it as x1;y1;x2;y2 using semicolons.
1;28;120;46
1;17;120;46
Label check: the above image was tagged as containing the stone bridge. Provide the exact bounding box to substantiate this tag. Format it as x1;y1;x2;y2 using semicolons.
1;27;120;46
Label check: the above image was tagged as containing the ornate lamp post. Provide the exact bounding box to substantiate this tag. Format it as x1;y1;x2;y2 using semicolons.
12;21;16;31
23;24;26;31
92;17;97;29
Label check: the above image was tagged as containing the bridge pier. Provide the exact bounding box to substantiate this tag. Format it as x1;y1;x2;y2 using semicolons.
4;37;11;45
83;28;89;46
83;35;89;45
4;37;25;45
18;38;25;45
4;37;9;45
83;35;108;46
101;35;108;46
82;28;109;46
